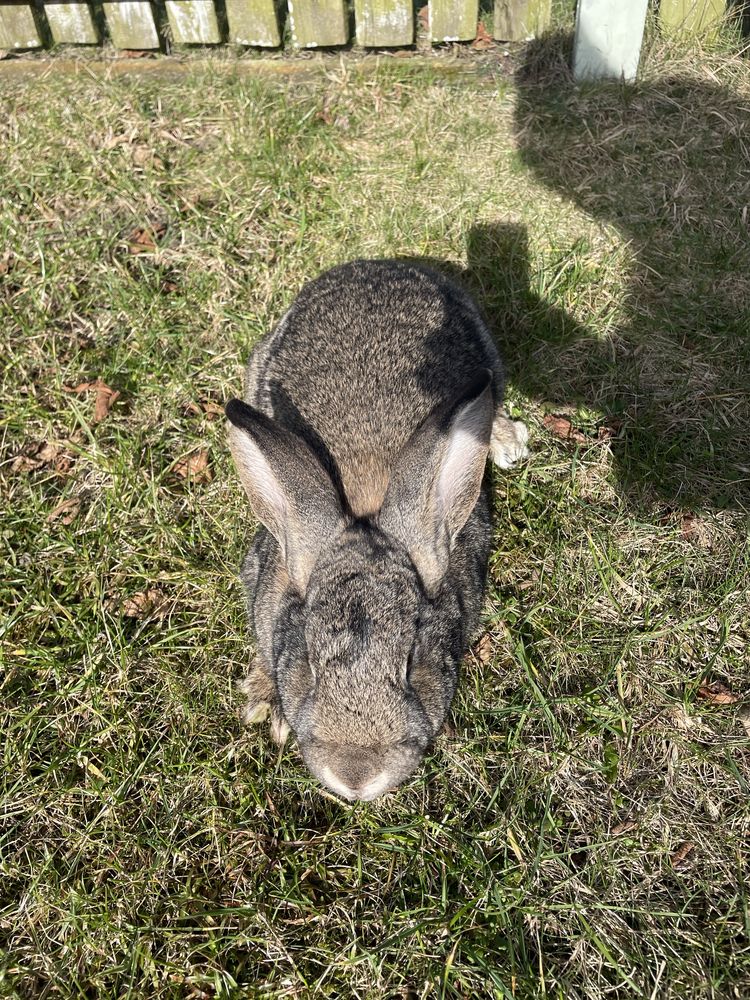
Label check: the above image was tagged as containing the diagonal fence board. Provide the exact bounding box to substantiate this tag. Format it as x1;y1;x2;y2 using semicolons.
226;0;281;46
573;0;649;80
45;3;99;44
166;0;221;43
0;4;41;47
355;0;413;46
659;0;727;35
103;1;160;48
289;0;347;46
493;0;549;40
429;0;478;42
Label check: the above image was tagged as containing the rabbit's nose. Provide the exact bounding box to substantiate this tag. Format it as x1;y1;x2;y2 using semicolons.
321;763;392;802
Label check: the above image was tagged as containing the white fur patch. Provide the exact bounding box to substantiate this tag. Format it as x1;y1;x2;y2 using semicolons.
320;766;393;802
490;415;530;469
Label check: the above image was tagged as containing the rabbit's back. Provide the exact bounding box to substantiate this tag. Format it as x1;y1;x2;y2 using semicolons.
245;260;501;517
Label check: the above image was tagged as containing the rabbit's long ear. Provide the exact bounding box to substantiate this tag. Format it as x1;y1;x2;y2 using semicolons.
379;371;494;593
226;399;345;592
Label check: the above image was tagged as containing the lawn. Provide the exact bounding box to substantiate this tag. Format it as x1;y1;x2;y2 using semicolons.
1;34;750;999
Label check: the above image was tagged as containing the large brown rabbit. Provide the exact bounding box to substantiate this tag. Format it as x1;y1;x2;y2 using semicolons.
225;260;528;801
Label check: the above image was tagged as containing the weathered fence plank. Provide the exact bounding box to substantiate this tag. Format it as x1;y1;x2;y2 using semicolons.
103;1;160;48
573;0;648;80
45;3;99;44
290;0;347;47
355;0;413;46
0;4;41;48
429;0;478;42
166;0;221;43
659;0;726;35
226;0;281;46
493;0;550;40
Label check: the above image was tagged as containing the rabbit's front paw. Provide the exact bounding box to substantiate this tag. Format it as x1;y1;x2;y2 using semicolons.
239;659;290;744
490;413;530;469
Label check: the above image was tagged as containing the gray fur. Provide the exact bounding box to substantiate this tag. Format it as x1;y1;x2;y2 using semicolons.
226;260;526;801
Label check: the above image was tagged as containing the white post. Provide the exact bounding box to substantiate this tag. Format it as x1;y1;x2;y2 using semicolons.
573;0;649;82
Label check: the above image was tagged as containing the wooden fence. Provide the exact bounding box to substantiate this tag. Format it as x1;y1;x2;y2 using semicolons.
0;0;734;74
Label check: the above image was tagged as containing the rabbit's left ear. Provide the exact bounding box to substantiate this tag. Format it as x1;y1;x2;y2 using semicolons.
225;399;345;592
378;371;494;592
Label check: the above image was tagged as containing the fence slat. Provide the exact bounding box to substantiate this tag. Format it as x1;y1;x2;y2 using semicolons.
429;0;477;42
0;4;41;48
573;0;648;80
290;0;347;47
103;1;160;48
659;0;726;35
493;0;550;40
226;0;281;46
45;3;99;44
355;0;413;46
166;0;221;43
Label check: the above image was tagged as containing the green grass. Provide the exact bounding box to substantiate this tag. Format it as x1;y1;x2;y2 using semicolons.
2;37;750;999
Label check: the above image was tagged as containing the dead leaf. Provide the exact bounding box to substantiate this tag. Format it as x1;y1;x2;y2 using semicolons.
671;841;694;867
738;706;750;738
121;588;168;619
131;145;164;170
597;418;623;441
697;680;740;706
11;440;74;475
611;820;638;836
173;448;213;484
417;4;429;30
184;399;223;421
542;414;589;445
680;514;698;540
473;633;493;664
11;453;43;473
65;379;120;422
36;442;60;464
472;21;493;50
0;251;13;276
66;380;95;395
120;48;155;59
94;382;119;422
202;401;224;420
132;145;152;168
102;133;130;151
46;496;81;525
53;451;74;475
127;222;166;255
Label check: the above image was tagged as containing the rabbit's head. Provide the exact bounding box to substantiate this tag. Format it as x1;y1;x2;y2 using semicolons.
226;371;494;800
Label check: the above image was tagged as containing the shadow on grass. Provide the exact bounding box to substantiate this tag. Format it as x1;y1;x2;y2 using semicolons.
415;32;750;514
498;31;750;512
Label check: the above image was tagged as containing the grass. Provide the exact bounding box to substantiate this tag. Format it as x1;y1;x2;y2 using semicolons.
2;32;750;1000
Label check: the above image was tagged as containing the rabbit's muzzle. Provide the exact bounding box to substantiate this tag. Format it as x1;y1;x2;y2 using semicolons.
300;737;425;802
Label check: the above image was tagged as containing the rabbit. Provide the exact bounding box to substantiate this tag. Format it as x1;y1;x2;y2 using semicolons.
225;260;528;801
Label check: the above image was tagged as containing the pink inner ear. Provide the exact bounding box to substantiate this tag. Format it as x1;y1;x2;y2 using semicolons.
436;393;492;531
228;425;289;551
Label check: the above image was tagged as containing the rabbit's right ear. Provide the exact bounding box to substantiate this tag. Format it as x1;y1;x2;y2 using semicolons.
225;399;345;592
